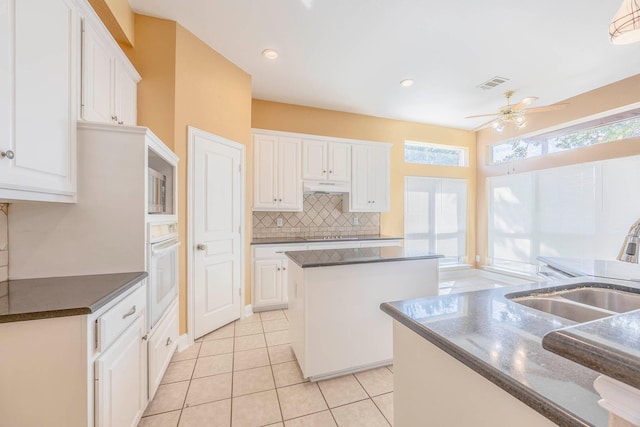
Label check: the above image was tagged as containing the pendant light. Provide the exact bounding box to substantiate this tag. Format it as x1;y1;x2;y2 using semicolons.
610;0;640;44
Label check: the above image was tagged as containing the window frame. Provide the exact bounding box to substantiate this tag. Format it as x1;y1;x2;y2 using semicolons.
404;140;469;167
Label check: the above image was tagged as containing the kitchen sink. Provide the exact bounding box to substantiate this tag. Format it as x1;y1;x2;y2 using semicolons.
507;284;640;323
514;297;613;323
559;288;640;312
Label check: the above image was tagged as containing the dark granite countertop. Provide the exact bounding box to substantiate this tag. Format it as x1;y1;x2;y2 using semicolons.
381;276;625;427
285;246;441;268
0;272;148;323
543;310;640;390
251;235;403;245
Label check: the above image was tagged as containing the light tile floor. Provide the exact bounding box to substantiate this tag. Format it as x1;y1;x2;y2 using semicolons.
138;309;394;427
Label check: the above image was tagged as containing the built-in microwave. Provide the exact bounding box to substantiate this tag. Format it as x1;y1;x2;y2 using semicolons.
148;168;167;214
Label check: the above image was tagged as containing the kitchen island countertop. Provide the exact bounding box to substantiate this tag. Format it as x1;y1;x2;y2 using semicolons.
285;246;441;268
0;272;148;323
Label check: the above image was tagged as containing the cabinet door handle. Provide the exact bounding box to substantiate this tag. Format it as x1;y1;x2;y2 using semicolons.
122;305;136;319
166;337;173;347
118;121;124;125
329;170;333;174
1;150;14;160
279;198;282;202
196;243;207;251
283;267;287;271
277;267;281;271
111;115;118;121
322;170;326;173
273;198;277;202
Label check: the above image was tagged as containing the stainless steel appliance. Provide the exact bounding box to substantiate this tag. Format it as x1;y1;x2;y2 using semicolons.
148;167;167;214
618;218;640;263
148;222;179;329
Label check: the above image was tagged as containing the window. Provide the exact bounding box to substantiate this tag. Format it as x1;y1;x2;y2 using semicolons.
487;155;640;274
490;107;640;164
405;141;468;167
404;177;468;265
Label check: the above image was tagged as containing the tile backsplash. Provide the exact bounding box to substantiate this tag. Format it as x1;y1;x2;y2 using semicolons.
253;194;379;239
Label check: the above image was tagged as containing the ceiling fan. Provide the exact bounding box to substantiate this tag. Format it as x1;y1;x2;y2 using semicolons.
466;91;568;133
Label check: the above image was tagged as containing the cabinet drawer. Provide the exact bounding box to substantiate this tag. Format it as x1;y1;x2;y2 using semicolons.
98;286;146;351
148;300;178;400
254;244;307;259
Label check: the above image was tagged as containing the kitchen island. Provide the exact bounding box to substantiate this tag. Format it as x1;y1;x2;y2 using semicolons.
285;246;442;380
380;273;640;427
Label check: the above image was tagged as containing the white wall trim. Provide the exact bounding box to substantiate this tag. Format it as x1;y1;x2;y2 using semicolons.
187;126;246;343
176;333;192;353
251;127;392;148
244;304;254;318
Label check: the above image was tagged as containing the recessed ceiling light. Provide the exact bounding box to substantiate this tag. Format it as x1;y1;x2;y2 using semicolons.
262;49;279;60
400;79;414;87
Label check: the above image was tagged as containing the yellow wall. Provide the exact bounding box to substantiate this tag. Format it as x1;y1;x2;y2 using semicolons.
475;74;640;265
252;99;478;264
88;0;135;46
129;15;252;334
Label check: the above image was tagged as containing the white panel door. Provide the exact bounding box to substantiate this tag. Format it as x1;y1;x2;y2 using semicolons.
350;145;371;211
328;142;351;182
6;0;76;194
370;146;390;211
95;316;146;427
253;134;278;209
254;259;282;308
278;136;302;210
81;19;113;123
114;61;138;125
192;129;243;339
302;139;327;180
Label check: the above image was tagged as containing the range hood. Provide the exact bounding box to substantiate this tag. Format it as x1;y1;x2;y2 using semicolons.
303;180;350;194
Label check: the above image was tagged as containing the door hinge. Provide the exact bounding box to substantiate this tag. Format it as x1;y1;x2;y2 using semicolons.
238;288;242;296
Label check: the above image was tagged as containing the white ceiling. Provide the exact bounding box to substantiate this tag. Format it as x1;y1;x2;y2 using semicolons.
129;0;640;131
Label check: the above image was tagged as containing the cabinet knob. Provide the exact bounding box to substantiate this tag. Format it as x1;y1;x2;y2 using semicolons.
283;267;287;271
111;115;118;121
196;244;207;251
166;337;173;347
323;170;326;173
273;198;277;202
1;150;14;160
279;198;282;202
118;121;124;125
329;170;333;174
277;267;281;271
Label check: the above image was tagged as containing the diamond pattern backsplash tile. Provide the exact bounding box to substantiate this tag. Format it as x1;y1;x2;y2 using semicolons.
253;195;380;238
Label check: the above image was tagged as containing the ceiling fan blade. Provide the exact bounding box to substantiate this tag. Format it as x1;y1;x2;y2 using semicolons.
523;103;569;114
465;113;499;119
472;119;497;132
512;96;539;112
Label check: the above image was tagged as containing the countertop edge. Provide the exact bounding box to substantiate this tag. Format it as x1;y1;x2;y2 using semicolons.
87;271;148;312
291;254;442;268
0;272;148;324
380;302;594;427
542;327;640;390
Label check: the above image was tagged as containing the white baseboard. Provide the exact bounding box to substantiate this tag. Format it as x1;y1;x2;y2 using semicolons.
244;304;254;318
176;333;192;352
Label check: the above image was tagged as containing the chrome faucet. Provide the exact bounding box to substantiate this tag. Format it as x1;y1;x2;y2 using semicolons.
618;219;640;263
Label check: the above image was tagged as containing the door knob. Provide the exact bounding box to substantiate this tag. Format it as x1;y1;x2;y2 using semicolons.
1;150;14;160
196;244;207;251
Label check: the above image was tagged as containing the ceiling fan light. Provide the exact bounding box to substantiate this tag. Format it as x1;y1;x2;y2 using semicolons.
610;0;640;44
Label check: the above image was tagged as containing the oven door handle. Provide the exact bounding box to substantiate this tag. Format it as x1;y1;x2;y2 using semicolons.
151;239;180;255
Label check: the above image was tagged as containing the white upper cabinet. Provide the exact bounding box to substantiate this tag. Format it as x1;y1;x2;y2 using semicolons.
80;6;140;126
253;134;302;211
347;144;390;212
0;0;78;202
302;139;351;182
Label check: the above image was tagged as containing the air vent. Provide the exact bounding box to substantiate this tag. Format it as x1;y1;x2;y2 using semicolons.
477;76;510;90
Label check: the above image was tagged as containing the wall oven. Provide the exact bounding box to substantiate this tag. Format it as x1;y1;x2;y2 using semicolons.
148;222;179;330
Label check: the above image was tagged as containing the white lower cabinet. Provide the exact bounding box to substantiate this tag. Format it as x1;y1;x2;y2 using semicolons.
252;240;403;311
95;315;146;427
147;300;179;400
0;280;147;427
